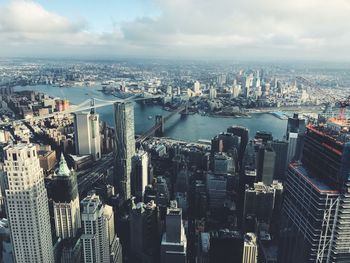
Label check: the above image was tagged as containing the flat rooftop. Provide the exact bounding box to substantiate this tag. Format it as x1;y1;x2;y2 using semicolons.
289;163;339;195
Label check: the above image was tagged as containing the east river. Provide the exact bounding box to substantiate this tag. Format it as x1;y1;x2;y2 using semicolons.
14;85;288;141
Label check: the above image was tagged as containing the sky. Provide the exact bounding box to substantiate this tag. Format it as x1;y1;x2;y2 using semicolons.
0;0;350;61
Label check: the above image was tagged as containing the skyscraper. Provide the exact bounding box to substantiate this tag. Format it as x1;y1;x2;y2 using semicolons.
227;126;249;169
243;182;277;232
130;200;160;262
81;193;110;263
271;140;288;180
161;201;187;263
3;144;54;263
131;148;149;201
286;113;306;140
279;120;350;262
286;132;298;164
74;111;101;160
256;145;276;185
51;154;81;239
114;101;135;201
242;233;258;263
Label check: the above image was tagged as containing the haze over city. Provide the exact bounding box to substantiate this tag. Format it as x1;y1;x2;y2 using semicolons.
1;0;350;61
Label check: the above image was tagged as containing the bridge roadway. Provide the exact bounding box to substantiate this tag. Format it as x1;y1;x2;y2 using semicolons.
136;102;189;143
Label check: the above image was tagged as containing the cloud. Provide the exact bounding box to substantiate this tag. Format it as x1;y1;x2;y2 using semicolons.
0;1;83;33
1;0;350;60
119;0;350;60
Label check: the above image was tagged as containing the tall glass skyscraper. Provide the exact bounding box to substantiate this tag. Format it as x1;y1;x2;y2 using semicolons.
114;101;135;201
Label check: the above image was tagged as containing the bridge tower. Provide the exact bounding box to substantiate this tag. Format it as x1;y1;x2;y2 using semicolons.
180;100;189;115
90;98;96;114
155;115;164;137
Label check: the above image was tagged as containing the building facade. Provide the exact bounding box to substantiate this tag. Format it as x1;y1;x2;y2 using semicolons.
242;233;258;263
131;148;149;201
161;201;187;263
81;193;110;263
3;144;54;263
114;102;135;201
74;111;101;160
52;154;81;240
279;121;350;262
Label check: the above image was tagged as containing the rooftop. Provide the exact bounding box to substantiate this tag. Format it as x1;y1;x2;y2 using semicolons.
289;163;339;195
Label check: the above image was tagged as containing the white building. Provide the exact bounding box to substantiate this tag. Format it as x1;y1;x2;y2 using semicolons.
287;132;298;164
52;154;81;240
209;87;217;99
81;193;111;263
242;233;258;263
232;85;241;98
3;144;54;263
131;148;149;201
193;80;201;95
74;111;101;160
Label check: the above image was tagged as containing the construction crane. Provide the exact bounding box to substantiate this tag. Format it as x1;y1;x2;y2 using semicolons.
337;96;350;120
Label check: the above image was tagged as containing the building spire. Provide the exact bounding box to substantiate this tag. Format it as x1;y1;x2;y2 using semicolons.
57;153;70;176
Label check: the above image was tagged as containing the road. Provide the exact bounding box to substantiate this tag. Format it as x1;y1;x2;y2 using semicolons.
77;152;114;195
246;105;324;114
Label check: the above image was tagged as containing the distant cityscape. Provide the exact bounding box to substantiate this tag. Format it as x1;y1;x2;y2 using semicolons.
0;58;349;263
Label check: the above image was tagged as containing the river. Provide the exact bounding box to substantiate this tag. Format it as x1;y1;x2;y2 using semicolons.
14;85;288;141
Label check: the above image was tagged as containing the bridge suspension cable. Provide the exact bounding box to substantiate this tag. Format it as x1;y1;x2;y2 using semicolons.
8;94;161;125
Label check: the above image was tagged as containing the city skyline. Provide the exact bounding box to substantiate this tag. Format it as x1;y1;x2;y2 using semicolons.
0;0;350;61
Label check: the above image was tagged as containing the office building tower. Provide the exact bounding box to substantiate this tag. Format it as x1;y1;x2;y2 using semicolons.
74;111;101;160
104;204;123;263
175;168;190;193
209;86;217;99
110;237;123;263
211;132;241;155
155;176;170;207
161;201;187;263
209;230;243;263
193;80;201;94
227;126;249;168
81;193;110;263
130;200;160;262
286;113;306;140
60;239;82;263
242;233;258;263
131;148;149;201
279;120;350;262
232;85;241;98
114;101;135;201
286;132;298;164
214;152;235;174
255;131;273;143
207;173;227;211
271;140;288;180
256;145;276;185
52;154;81;239
3;144;54;263
243;182;277;231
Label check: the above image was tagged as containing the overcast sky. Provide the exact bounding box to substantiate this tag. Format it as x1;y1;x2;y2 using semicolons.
0;0;349;61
